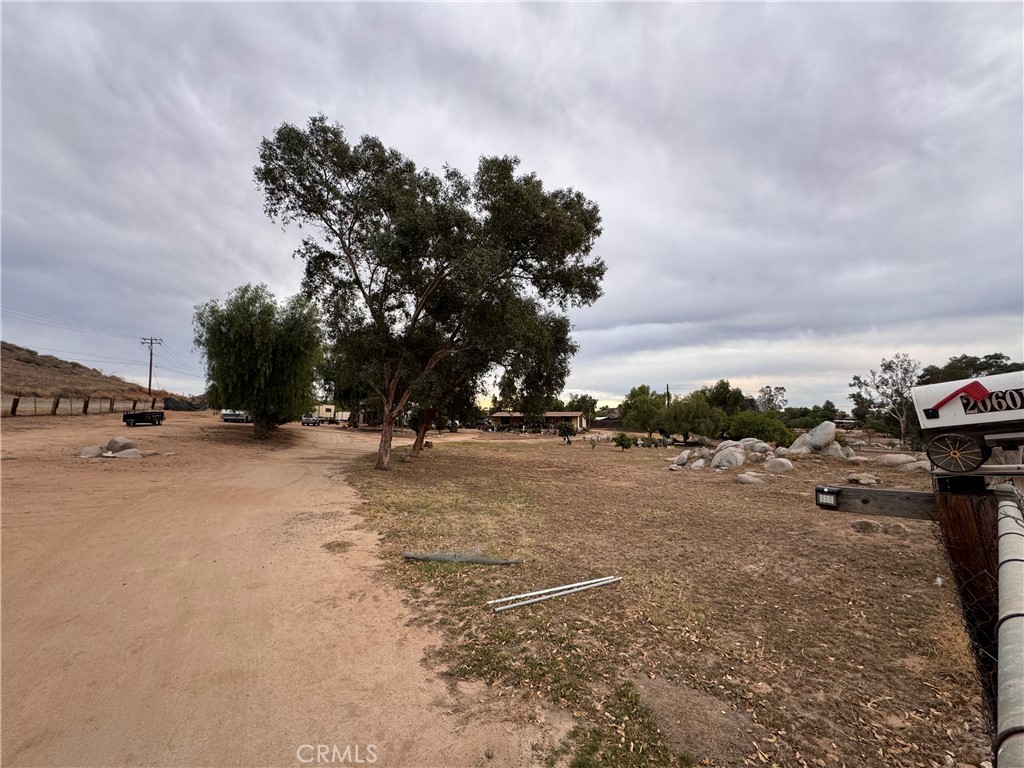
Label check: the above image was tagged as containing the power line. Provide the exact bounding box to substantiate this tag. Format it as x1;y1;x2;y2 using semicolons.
1;306;139;340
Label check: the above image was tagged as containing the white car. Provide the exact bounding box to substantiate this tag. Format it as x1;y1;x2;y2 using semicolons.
221;410;252;423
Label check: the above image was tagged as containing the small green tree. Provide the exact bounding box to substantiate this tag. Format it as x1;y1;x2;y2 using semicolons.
666;391;728;441
612;432;633;451
849;353;920;448
727;411;795;445
557;422;577;443
755;385;787;413
620;385;666;437
194;283;322;439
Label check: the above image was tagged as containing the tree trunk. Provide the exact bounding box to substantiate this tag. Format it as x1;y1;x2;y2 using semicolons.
411;408;436;457
253;415;272;440
375;410;397;470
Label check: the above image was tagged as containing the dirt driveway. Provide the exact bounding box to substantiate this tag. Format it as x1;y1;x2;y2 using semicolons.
1;412;565;767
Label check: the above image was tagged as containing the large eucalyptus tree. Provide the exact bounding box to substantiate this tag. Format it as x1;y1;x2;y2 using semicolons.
255;115;605;469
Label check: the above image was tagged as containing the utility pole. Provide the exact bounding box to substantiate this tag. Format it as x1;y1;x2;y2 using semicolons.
140;337;163;395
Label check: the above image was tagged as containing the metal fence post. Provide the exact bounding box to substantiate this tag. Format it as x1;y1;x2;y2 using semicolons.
995;484;1024;766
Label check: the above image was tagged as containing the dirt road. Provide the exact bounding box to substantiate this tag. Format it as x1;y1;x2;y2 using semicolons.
1;413;565;767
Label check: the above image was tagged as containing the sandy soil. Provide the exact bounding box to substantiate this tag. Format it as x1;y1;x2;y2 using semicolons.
1;412;568;767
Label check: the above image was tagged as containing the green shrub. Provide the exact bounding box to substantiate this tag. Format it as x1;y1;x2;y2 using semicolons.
612;433;633;451
727;411;795;446
557;422;578;443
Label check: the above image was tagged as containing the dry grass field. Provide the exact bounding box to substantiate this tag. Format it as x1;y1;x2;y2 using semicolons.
347;434;991;767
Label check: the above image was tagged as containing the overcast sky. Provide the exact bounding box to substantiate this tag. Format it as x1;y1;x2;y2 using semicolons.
3;3;1021;408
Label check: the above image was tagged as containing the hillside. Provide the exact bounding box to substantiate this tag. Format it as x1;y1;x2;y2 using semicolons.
1;342;178;398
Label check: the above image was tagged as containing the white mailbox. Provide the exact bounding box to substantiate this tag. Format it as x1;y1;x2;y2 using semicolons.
911;371;1024;472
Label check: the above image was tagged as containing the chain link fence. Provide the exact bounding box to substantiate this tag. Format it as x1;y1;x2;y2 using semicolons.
932;476;1024;731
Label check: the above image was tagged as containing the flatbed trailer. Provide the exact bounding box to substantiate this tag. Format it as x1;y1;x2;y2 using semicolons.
123;410;165;427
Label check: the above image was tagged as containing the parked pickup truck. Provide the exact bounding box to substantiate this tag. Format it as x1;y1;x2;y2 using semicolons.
220;410;252;423
123;410;165;427
301;413;320;426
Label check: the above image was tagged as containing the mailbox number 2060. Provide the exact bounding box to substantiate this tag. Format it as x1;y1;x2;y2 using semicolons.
961;388;1024;415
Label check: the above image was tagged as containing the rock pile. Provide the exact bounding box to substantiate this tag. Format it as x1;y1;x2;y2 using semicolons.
665;421;876;482
665;420;939;479
78;436;164;460
668;436;795;478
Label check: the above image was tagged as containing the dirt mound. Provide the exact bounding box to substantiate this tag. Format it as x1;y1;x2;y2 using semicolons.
1;341;175;398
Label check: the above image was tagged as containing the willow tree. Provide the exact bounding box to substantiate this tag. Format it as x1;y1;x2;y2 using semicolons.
193;283;322;439
255;115;605;469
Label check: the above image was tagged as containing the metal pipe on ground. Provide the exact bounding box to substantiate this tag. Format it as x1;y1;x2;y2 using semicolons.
487;576;618;606
493;577;621;613
995;484;1024;767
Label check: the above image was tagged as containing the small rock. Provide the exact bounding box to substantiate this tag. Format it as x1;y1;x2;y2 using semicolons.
848;473;879;486
689;459;706;470
668;464;682;472
851;520;883;533
764;458;794;474
876;453;917;467
113;449;147;459
78;446;104;459
774;447;790;457
899;460;932;473
736;472;763;485
714;440;742;454
883;523;908;535
672;450;691;466
106;436;136;453
423;440;433;449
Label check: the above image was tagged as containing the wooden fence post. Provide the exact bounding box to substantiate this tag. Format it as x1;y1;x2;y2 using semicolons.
50;396;60;416
131;399;138;412
109;397;115;413
151;397;156;410
10;396;19;416
83;397;90;415
934;480;1000;722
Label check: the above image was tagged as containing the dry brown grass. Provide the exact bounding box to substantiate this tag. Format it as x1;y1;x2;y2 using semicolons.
345;434;990;767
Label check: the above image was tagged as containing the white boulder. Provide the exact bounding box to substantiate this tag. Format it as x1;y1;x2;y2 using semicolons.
764;458;794;474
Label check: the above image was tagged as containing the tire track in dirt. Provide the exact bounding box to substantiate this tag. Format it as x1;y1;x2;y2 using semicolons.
2;413;568;766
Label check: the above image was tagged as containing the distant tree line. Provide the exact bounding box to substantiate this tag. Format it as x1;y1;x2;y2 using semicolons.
606;351;1022;448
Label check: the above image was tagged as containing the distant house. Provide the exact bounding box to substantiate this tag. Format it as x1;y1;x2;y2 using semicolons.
489;411;588;432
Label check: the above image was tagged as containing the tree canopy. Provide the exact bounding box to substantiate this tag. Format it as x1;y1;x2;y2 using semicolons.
849;353;920;448
255;115;605;468
620;385;666;437
917;353;1024;385
699;379;749;416
193;283;322;439
665;391;728;441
